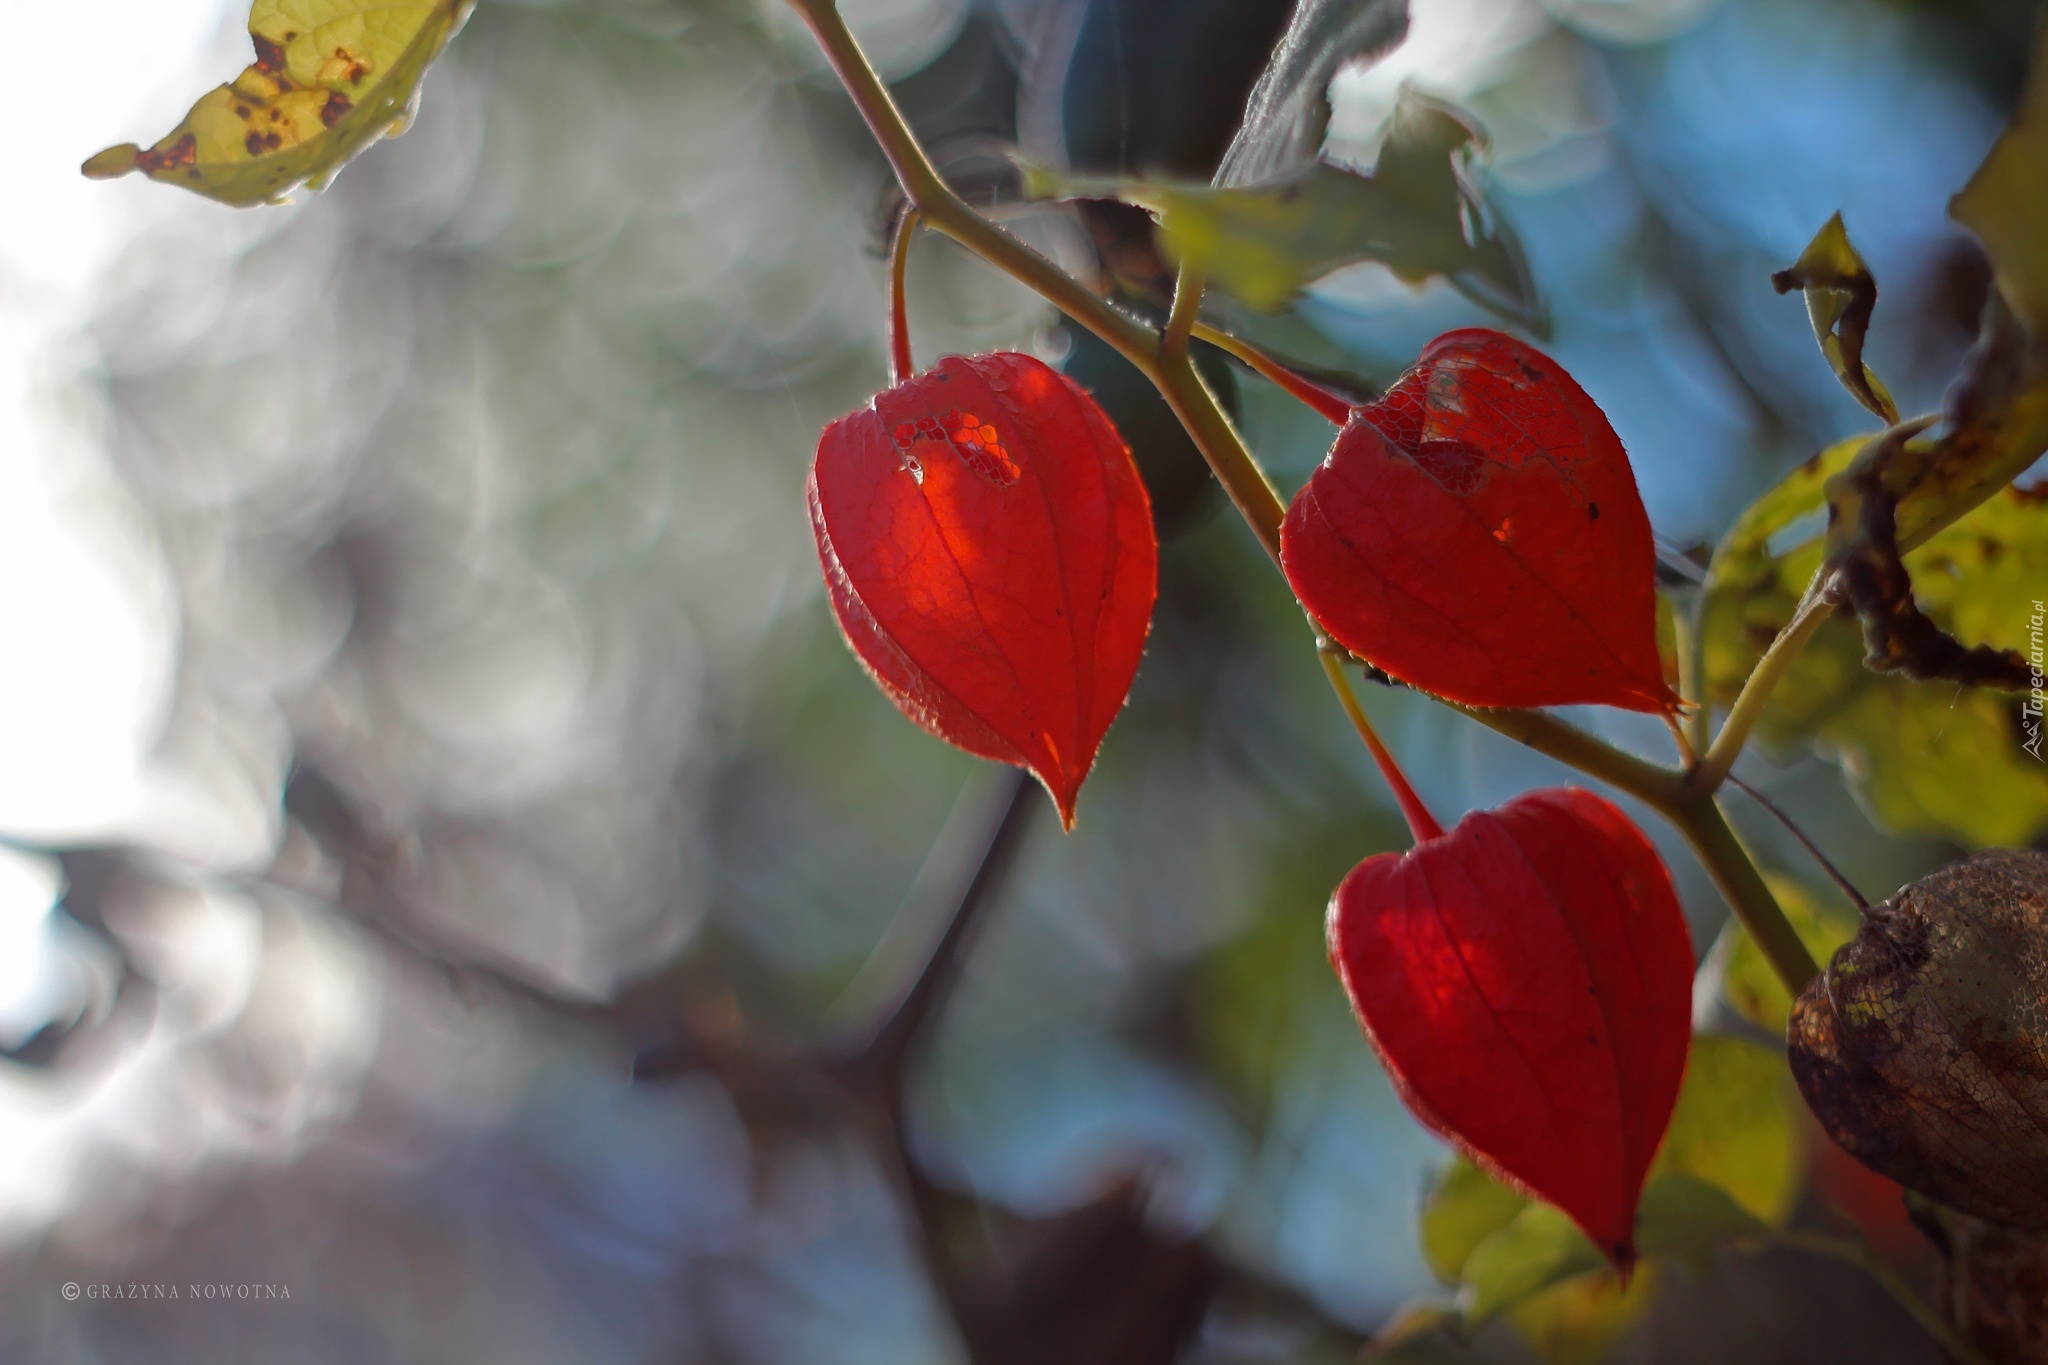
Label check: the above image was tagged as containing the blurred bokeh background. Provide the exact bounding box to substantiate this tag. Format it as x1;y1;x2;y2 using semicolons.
0;0;2039;1358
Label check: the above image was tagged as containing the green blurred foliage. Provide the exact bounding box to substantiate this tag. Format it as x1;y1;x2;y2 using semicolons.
1413;1034;1801;1360
1701;436;2048;846
1504;1267;1660;1365
1715;877;1860;1033
1953;21;2048;335
1193;805;1404;1115
1655;1036;1804;1226
1024;89;1537;325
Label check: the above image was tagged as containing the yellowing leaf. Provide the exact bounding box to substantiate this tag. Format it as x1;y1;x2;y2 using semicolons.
1460;1203;1604;1324
1770;213;1898;424
83;0;475;206
1023;91;1538;325
1429;1040;1795;1357
1420;1158;1531;1285
1459;1173;1766;1326
1651;1036;1803;1228
1508;1266;1658;1365
1716;878;1859;1035
1702;436;2048;847
1632;1173;1770;1270
1953;21;2048;335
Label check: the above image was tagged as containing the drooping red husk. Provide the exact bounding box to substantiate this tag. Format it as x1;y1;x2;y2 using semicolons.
808;352;1157;826
1282;329;1678;713
1328;786;1695;1263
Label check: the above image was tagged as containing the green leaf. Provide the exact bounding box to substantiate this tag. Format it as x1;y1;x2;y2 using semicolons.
1420;1159;1531;1285
1506;1267;1658;1365
1770;213;1898;424
1460;1203;1606;1324
83;0;474;206
1952;21;2048;335
1444;1036;1798;1338
1653;1035;1805;1226
1023;90;1538;325
1715;878;1859;1035
1701;436;2048;847
1461;1171;1769;1327
1432;1038;1794;1357
1632;1173;1770;1271
1193;817;1396;1109
1885;297;2048;553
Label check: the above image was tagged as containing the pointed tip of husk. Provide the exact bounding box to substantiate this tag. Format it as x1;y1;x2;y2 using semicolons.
1027;764;1081;832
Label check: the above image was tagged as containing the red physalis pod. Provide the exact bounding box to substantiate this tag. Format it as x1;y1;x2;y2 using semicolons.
1281;329;1679;713
807;353;1158;827
1328;787;1694;1265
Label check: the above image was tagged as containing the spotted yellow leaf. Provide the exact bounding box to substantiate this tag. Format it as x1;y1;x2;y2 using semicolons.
83;0;474;207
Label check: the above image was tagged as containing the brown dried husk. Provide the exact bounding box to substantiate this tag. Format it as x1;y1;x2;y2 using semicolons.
1940;1214;2048;1363
1788;847;2048;1228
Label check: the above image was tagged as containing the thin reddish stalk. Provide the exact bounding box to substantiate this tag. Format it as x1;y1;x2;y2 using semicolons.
1192;322;1354;426
1320;648;1443;843
888;208;920;385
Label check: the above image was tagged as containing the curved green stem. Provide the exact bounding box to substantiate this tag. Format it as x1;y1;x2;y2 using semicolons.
1692;585;1832;792
1669;792;1819;993
1151;269;1290;567
1455;704;1686;810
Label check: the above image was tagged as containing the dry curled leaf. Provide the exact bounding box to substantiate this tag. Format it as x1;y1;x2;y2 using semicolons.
1771;212;1899;424
1789;848;2048;1229
1822;419;2033;689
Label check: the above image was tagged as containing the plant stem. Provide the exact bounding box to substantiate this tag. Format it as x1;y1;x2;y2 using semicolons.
1164;264;1204;358
1667;792;1820;993
785;0;1155;371
1726;773;1868;909
1151;266;1290;566
1692;586;1832;791
1692;415;1947;794
1192;322;1355;426
784;0;1818;999
888;207;920;384
1781;1232;1993;1365
1454;704;1686;809
1684;582;1713;756
1321;647;1444;842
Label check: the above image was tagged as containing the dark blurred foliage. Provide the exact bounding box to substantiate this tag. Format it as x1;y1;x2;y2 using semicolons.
0;0;2040;1360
